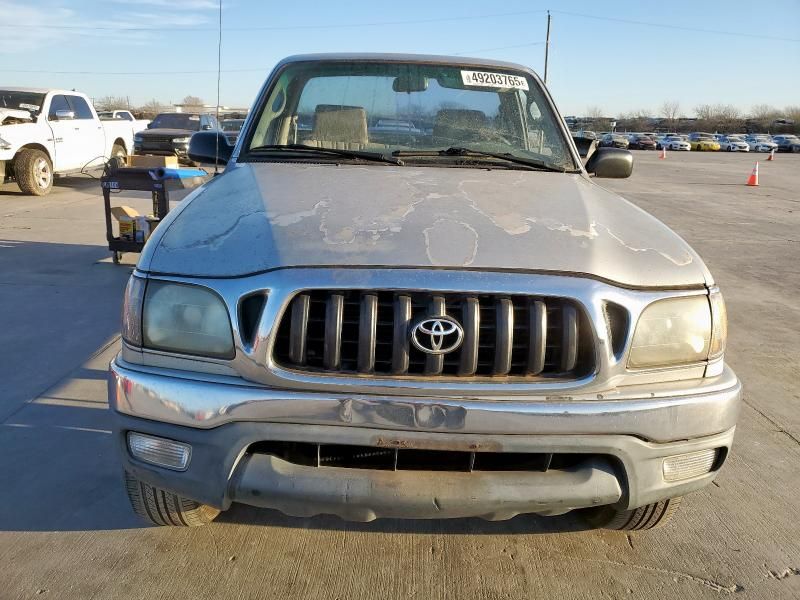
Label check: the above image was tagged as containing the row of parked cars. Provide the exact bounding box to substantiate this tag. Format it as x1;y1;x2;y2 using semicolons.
573;130;800;153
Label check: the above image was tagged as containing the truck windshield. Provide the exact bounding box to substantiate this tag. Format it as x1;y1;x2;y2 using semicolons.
0;91;46;117
150;114;202;130
244;61;577;170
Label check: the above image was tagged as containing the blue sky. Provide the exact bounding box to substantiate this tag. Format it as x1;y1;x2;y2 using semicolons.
1;0;798;116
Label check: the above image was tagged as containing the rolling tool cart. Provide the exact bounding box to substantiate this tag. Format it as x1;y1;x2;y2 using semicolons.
102;165;207;264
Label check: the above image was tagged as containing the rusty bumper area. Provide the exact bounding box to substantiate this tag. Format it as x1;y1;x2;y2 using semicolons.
231;454;621;521
109;357;741;444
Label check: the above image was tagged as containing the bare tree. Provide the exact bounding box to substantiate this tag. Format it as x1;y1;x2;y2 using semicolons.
695;104;743;132
585;105;604;119
139;99;168;118
94;95;129;111
660;100;680;125
181;95;205;109
750;104;778;121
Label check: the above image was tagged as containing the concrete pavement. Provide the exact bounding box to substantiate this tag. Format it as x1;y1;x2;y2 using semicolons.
0;153;798;599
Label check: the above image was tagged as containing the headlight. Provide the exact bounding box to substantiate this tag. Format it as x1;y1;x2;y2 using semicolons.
133;134;143;143
172;137;191;144
708;289;727;360
139;280;234;358
628;295;711;368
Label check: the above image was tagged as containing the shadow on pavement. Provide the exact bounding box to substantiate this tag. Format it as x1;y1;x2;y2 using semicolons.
0;175;100;196
0;403;145;532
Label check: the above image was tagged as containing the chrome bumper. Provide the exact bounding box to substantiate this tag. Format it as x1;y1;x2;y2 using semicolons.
110;358;740;518
109;357;741;443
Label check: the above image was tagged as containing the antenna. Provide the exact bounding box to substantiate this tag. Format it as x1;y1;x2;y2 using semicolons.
214;0;223;174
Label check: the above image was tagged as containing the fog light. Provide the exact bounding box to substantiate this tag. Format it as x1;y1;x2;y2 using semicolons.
662;449;717;482
128;432;191;471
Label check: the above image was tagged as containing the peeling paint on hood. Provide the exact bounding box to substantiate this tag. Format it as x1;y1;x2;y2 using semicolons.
143;162;712;288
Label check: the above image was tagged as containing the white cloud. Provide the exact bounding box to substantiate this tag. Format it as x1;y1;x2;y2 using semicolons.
110;0;220;9
0;1;212;54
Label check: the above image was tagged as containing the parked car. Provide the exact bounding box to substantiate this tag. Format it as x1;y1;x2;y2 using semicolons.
573;129;597;140
133;112;220;164
599;133;630;148
627;133;656;150
221;118;245;144
0;87;135;195
744;134;778;153
717;135;750;152
368;118;423;145
98;109;150;132
772;134;800;153
658;135;691;151
688;133;721;151
112;53;739;533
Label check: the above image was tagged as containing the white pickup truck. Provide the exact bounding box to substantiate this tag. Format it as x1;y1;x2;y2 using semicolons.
98;109;151;133
1;87;136;195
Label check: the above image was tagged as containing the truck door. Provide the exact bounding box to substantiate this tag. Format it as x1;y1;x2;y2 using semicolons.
46;94;85;172
67;95;106;169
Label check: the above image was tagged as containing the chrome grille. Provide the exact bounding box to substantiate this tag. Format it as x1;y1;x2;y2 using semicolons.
273;291;594;379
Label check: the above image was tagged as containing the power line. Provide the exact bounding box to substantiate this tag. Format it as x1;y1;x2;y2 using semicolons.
0;42;547;76
551;9;800;43
0;9;546;32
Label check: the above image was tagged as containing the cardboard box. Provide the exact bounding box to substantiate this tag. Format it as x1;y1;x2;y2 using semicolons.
126;154;179;168
110;205;140;240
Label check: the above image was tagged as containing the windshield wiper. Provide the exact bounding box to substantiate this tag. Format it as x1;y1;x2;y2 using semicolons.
392;147;568;173
249;144;403;165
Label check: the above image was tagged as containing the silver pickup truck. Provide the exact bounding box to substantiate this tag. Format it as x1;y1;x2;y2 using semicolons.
110;54;740;532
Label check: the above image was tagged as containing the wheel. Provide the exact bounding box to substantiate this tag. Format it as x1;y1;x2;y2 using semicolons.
111;143;127;160
14;148;53;196
580;497;682;531
124;470;220;526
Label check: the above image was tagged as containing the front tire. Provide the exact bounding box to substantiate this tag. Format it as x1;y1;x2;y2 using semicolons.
124;470;220;526
581;497;682;531
14;148;53;196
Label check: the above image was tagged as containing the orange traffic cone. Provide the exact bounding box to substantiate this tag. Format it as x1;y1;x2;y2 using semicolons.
767;149;775;161
659;146;666;159
746;162;759;186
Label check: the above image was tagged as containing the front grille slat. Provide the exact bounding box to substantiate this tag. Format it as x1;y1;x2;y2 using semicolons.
288;293;310;364
561;304;578;372
357;294;378;373
493;298;514;376
458;297;480;376
392;295;412;374
527;299;547;375
274;289;594;380
323;294;344;369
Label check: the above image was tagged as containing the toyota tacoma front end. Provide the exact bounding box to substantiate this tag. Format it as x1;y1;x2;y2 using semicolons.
110;53;740;531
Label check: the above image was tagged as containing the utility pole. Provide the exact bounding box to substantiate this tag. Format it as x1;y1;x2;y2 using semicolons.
544;10;551;85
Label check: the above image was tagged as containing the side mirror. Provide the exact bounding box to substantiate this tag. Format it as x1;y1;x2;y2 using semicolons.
53;109;75;120
585;147;633;178
188;131;233;165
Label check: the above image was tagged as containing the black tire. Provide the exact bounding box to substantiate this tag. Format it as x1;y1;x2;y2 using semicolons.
581;497;682;531
14;148;53;196
124;470;220;527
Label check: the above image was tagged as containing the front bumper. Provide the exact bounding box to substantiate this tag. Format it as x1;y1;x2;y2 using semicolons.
110;358;741;520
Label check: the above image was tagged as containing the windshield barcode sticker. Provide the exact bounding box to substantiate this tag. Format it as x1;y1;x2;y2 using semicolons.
461;70;529;90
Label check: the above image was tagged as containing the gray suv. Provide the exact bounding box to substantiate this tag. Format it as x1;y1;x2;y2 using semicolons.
110;54;740;531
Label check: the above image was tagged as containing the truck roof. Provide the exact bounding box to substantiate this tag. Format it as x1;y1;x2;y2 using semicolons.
1;86;85;95
277;53;537;75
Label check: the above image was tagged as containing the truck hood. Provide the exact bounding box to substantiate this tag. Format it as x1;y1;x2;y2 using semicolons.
0;108;32;125
138;128;196;137
143;162;711;288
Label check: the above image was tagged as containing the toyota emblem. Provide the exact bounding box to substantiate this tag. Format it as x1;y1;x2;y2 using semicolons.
411;316;464;355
